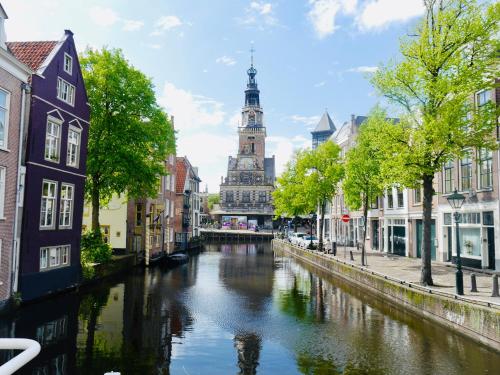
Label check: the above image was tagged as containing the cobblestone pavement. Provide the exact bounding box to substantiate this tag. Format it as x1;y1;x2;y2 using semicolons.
321;246;500;305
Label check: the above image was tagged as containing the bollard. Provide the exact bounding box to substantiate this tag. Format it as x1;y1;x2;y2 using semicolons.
349;250;354;261
492;275;499;298
470;273;478;293
332;242;337;256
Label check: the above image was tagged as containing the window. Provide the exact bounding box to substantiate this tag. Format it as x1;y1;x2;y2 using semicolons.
460;152;472;191
414;188;422;204
370;196;379;209
57;77;75;105
483;211;494;226
0;167;5;218
397;188;404;208
64;53;73;75
387;191;393;208
101;225;110;243
478;149;492;189
40;245;70;271
476;90;489;107
136;204;142;226
59;184;74;228
45;119;61;162
258;191;266;203
0;89;10;148
242;191;251;202
66;128;80;167
226;191;234;203
443;160;454;193
40;180;57;228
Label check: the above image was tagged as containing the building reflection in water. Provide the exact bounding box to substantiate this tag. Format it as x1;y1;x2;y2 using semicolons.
234;332;262;375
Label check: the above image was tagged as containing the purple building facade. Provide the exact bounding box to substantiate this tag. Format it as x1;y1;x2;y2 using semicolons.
7;30;90;301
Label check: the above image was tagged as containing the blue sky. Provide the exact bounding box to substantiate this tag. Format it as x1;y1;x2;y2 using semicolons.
3;0;426;192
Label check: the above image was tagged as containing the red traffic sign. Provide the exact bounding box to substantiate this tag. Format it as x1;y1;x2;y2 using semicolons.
341;214;350;223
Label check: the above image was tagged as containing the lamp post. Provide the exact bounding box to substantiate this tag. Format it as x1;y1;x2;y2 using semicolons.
447;189;466;295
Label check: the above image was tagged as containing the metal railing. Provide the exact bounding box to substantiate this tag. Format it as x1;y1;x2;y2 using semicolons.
0;338;41;374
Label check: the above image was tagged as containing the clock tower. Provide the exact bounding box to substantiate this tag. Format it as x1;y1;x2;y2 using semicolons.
216;54;275;229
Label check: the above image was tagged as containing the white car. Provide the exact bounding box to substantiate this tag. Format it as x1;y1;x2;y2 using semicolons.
298;235;319;248
288;232;306;245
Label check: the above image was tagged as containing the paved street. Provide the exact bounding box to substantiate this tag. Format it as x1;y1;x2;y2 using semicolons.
322;246;500;305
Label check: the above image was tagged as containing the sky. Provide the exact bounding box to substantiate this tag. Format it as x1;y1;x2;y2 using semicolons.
2;0;426;192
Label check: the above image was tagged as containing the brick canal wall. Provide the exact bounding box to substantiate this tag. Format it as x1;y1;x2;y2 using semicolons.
272;239;500;352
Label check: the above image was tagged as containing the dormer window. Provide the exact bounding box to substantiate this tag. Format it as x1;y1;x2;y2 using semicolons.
64;53;73;75
57;77;75;106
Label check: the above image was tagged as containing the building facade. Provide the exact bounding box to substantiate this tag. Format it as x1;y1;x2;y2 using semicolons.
174;157;201;249
0;6;31;308
216;61;275;229
311;111;335;149
8;30;90;301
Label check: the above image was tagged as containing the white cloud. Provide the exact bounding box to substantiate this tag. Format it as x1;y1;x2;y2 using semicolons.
149;15;183;36
123;19;144;31
238;1;279;29
89;6;119;27
267;135;311;175
250;1;273;15
308;0;357;38
158;82;226;133
288;115;321;127
228;110;242;128
216;56;237;66
357;0;425;31
148;44;162;50
347;65;378;73
314;81;326;87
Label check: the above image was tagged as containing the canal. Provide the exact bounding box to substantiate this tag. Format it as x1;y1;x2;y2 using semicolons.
1;242;500;374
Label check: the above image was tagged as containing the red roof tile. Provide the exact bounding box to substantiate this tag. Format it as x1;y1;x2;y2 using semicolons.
6;41;58;71
175;158;187;193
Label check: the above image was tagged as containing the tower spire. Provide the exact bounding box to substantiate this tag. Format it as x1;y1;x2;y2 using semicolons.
250;44;255;67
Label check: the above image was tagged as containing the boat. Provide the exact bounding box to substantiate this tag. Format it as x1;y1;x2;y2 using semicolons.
167;252;189;265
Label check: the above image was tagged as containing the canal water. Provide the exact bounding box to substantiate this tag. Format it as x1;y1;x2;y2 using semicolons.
1;242;500;374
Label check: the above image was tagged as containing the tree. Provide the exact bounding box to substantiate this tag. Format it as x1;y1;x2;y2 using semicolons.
343;109;387;266
207;193;220;210
297;142;344;252
81;48;175;230
371;0;499;285
273;151;315;232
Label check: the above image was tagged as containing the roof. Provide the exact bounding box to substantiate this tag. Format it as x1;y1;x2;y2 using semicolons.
6;41;58;71
312;111;336;134
175;158;187;193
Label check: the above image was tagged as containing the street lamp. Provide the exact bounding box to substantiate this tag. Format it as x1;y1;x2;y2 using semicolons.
447;189;466;295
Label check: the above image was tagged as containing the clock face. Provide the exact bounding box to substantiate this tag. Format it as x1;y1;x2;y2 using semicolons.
238;157;254;170
248;111;256;124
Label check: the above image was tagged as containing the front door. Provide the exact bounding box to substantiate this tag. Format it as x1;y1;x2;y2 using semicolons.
392;226;406;256
447;226;452;261
372;220;379;250
416;219;436;260
487;227;495;270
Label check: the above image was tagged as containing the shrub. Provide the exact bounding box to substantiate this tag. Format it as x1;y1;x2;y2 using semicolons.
81;230;113;264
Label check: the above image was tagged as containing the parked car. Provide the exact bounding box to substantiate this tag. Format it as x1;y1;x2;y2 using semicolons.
298;235;319;248
288;232;306;245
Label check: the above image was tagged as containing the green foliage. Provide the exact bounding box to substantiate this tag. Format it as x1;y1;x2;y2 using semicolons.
80;47;176;229
343;108;387;211
81;230;113;264
371;0;499;185
207;194;220;210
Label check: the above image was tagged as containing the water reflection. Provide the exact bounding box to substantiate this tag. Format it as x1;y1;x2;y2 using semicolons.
0;243;499;374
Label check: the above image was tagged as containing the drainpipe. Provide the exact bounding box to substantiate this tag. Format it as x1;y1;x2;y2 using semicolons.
11;82;30;295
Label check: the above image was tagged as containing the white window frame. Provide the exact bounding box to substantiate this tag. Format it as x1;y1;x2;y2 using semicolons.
56;77;75;106
59;183;74;229
66;126;81;168
45;117;62;163
40;245;70;271
478;148;493;190
0;88;10;150
0;166;5;219
40;179;58;229
63;53;73;75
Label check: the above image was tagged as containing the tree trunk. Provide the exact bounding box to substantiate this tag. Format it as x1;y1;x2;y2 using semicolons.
421;174;434;286
362;194;369;266
318;200;326;252
91;177;100;232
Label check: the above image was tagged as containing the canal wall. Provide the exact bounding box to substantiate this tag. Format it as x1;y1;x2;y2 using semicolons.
272;239;500;352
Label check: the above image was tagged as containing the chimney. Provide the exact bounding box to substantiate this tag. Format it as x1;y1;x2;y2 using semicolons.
64;29;74;37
